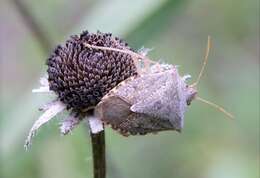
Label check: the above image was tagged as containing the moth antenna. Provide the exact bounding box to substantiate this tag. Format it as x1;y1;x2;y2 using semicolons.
196;96;234;119
84;43;157;74
191;36;211;88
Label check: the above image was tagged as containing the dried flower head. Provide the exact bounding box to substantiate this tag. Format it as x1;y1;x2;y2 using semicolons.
25;31;139;148
47;31;137;111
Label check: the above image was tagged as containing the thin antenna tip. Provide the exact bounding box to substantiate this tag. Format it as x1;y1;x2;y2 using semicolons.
227;113;235;120
196;96;234;120
207;36;212;46
191;36;212;87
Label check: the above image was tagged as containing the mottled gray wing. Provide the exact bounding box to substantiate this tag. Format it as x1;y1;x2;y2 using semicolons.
95;94;177;135
113;72;169;104
130;69;185;131
95;95;132;128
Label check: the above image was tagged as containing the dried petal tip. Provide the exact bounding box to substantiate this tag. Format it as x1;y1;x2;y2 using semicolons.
138;47;153;56
24;101;66;149
32;76;51;93
47;31;137;111
60;113;81;135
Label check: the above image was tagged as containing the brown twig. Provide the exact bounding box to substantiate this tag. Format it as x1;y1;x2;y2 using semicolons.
90;130;106;178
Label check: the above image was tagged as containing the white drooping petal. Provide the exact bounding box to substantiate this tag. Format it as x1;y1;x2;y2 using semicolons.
138;46;153;56
32;76;52;93
60;113;81;135
39;76;49;87
32;86;50;93
24;101;66;150
39;100;60;111
88;116;104;134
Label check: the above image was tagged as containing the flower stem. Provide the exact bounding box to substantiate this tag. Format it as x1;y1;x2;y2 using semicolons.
90;130;106;178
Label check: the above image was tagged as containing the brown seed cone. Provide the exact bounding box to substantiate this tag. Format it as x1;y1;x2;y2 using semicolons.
47;31;137;111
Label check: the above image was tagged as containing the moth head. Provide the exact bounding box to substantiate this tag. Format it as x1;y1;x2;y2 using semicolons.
185;85;197;106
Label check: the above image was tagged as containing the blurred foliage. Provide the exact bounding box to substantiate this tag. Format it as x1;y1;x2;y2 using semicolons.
0;0;259;178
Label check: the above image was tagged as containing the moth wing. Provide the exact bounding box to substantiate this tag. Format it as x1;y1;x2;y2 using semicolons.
130;90;169;118
113;72;169;105
130;72;184;131
95;95;132;127
130;70;173;116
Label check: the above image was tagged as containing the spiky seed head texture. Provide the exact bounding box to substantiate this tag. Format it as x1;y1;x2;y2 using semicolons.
47;31;137;111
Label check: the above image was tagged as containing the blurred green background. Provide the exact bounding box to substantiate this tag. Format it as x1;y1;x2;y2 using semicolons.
0;0;259;178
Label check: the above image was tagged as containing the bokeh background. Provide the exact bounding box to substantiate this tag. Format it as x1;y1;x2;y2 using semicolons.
0;0;259;178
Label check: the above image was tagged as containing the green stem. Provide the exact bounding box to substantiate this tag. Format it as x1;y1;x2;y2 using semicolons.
90;130;106;178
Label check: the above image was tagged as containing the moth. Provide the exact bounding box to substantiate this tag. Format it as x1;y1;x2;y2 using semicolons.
95;66;194;135
85;36;234;136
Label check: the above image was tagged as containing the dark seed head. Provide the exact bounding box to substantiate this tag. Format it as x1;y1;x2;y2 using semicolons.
47;31;137;111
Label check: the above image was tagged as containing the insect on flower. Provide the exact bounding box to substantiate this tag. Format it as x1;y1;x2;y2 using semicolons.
25;32;233;149
92;36;234;136
25;31;138;149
